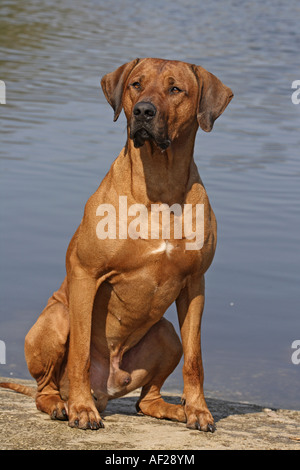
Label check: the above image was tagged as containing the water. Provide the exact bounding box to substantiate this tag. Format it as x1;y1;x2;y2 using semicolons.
0;0;299;410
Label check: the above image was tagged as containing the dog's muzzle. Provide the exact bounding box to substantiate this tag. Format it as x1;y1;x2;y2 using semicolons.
130;101;171;150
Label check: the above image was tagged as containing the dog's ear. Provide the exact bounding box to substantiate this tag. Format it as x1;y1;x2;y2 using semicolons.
192;65;233;132
101;59;140;122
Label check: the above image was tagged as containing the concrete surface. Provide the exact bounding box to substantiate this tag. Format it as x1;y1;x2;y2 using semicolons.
0;377;299;450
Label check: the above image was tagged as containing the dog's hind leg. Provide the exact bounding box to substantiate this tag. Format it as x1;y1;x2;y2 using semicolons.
122;318;186;423
25;278;69;420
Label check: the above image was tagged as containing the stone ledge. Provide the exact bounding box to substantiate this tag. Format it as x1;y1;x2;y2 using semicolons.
0;377;299;450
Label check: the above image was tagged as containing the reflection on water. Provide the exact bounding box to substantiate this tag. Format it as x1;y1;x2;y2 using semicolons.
0;0;299;410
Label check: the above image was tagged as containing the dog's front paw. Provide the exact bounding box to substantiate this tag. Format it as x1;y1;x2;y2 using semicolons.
185;404;216;432
68;400;104;430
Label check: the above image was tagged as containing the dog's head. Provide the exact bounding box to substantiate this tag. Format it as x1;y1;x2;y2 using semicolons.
101;58;233;150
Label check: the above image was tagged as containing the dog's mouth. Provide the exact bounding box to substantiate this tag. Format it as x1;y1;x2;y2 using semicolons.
130;126;171;151
132;128;152;148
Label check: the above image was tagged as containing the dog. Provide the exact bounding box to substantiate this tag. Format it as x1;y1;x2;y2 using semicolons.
0;58;233;432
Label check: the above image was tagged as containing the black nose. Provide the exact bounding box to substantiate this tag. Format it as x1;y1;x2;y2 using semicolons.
133;101;156;121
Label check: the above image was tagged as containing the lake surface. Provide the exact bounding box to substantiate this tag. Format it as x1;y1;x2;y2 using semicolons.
0;0;299;410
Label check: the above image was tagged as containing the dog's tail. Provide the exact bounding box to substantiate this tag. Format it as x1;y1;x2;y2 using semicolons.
0;381;36;398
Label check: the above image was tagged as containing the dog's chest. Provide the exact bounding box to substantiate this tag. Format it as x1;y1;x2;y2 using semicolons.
149;240;175;256
104;238;198;314
91;228;214;353
107;236;200;276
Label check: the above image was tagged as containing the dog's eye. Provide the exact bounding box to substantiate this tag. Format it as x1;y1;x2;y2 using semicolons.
170;86;182;94
131;82;141;90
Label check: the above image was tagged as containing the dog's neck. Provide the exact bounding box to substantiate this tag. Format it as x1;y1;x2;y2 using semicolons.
125;128;199;206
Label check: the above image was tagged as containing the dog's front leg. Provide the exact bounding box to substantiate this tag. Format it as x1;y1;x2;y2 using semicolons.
176;274;215;432
67;265;104;430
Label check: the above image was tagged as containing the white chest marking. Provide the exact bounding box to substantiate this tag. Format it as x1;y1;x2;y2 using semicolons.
151;240;174;256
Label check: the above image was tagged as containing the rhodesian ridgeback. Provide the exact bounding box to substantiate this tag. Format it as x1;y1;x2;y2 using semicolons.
0;58;233;432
